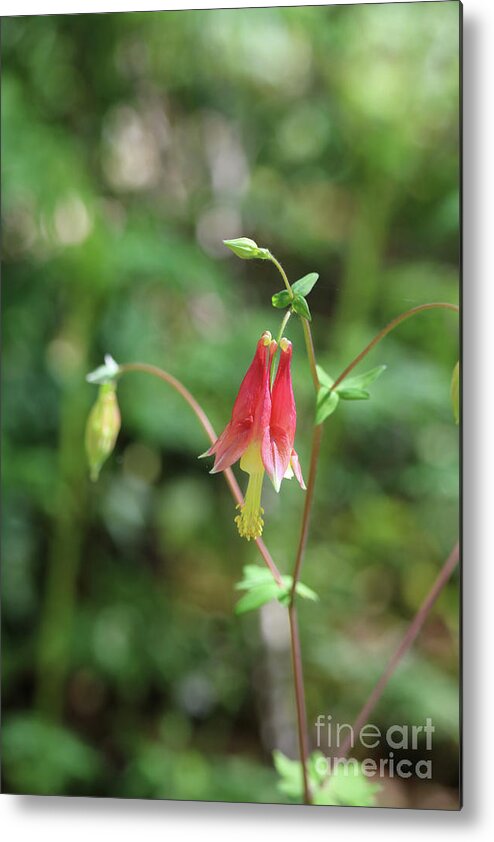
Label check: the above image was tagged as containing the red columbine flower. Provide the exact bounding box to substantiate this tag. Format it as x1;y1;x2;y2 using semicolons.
202;331;305;540
265;337;306;493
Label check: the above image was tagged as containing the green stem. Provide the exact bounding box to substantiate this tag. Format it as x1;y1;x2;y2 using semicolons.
268;253;293;298
36;294;96;719
117;363;284;587
271;310;292;382
301;319;320;394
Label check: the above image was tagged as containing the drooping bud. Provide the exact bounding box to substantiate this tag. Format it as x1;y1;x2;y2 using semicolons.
450;361;460;425
85;382;121;481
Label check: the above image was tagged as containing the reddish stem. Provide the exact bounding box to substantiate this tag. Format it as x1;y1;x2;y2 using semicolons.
331;302;459;392
339;541;460;758
290;423;323;603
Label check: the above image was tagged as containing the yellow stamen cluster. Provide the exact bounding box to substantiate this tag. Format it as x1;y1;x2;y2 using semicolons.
235;501;264;541
235;450;265;540
235;471;265;539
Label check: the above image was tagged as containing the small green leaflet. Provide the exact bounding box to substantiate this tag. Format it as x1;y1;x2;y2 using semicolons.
311;759;381;807
336;365;387;392
273;751;304;799
235;583;281;615
291;273;319;297
272;290;292;309
315;388;339;424
292;295;312;321
315;364;386;423
336;387;370;400
271;272;318;314
234;565;318;615
271;291;311;321
273;750;380;806
235;564;274;589
315;365;334;389
291;581;318;601
451;361;460;425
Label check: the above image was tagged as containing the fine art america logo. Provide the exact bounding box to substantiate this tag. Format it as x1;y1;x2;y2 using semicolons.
314;714;435;780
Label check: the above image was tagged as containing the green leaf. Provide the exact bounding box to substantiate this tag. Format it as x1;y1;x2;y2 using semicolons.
291;273;319;297
235;582;281;615
336;387;370;400
277;581;319;607
223;237;270;260
235;566;319;613
273;751;304;799
295;581;319;602
338;365;387;392
313;762;381;807
292;295;312;321
235;565;277;591
271;289;292;309
274;750;380;807
2;714;102;795
315;387;339;424
451;361;460;424
316;365;334;389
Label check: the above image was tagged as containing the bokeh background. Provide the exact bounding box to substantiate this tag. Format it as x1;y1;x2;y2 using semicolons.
2;2;460;808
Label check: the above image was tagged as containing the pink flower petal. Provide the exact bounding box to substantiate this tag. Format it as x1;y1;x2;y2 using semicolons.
203;333;272;474
262;424;292;492
290;448;306;490
209;418;253;473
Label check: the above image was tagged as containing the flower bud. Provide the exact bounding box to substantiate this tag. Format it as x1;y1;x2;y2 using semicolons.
85;383;121;481
450;361;460;425
223;237;270;260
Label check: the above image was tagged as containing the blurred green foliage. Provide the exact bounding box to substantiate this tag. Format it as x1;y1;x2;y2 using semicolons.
2;2;460;809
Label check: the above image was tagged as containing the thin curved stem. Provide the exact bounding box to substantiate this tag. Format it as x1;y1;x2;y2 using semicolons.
117;362;283;586
269;253;293;298
339;541;459;758
331;302;459;392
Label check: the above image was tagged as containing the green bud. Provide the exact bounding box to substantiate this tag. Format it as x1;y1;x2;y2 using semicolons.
223;237;270;260
451;361;460;425
85;383;121;481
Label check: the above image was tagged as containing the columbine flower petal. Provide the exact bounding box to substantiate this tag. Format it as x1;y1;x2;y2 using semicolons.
262;338;298;492
203;332;272;474
289;448;306;490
